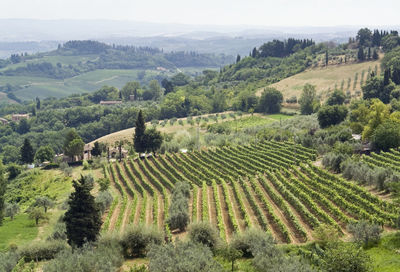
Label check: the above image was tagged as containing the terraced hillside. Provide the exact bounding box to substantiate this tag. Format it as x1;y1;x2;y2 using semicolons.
102;141;398;243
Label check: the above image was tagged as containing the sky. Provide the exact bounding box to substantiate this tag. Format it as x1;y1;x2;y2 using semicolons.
1;0;399;27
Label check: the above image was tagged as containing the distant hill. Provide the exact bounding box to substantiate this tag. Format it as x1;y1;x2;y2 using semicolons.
0;40;233;101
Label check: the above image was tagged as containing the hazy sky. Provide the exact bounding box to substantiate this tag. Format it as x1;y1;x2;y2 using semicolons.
1;0;399;26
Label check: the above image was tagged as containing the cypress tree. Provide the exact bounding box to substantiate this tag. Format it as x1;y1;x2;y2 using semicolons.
357;46;365;61
367;47;371;59
20;138;34;164
0;162;5;225
373;49;379;60
392;68;400;85
325;51;329;66
64;175;101;247
236;54;241;63
134;110;146;153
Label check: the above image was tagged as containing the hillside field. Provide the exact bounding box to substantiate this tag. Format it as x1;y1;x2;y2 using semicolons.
102;141;398;243
257;59;381;101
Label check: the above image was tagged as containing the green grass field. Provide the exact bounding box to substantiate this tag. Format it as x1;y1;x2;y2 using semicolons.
0;213;38;251
366;233;400;272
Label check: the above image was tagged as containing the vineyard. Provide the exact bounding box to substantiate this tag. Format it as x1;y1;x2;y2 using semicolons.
102;141;398;243
362;148;400;173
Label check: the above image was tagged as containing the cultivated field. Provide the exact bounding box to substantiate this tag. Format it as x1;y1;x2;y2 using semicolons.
102;141;398;243
257;59;381;101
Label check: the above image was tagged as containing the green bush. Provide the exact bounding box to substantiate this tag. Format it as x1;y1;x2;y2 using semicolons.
348;221;382;248
322;243;372;272
120;225;163;258
0;251;19;272
230;228;275;258
42;243;123;272
96;190;113;214
188;222;221;251
148;241;223;272
18;240;68;262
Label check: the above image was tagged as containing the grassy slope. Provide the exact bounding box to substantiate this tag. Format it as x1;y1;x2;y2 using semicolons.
0;214;38;251
366;233;400;272
256;59;381;101
87;112;289;147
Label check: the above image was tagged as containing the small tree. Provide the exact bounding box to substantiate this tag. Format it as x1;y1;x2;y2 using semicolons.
134;110;146;153
299;84;319;115
91;141;102;157
326;89;346;106
34;145;55;163
29;207;47;225
5;202;19;220
322;243;372;272
63;175;102;247
143;128;163;154
34;196;54;213
63;129;84;161
188;222;220;251
348;220;382;248
20;138;34;164
219;245;242;272
258;87;283;114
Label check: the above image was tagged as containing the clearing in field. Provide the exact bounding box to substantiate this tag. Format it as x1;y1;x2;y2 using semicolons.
102;140;398;244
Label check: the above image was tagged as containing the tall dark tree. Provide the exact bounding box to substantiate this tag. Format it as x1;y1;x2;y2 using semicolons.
0;162;5;226
36;97;41;110
372;49;379;60
143;128;163;154
251;47;258;58
392;68;400;85
236;54;241;63
358;46;365;61
325;50;329;66
161;78;174;95
134;110;146;153
20;138;34;164
367;47;371;59
91;141;102;157
64;175;101;247
257;87;283;114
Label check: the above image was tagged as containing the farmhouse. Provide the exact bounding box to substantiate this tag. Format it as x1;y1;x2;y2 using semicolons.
0;117;9;125
100;100;122;105
12;114;29;121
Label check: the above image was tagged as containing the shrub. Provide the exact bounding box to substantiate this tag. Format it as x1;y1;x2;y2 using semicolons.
48;219;67;241
317;105;348;128
188;222;221;251
95;190;113;214
322;152;348;173
42;243;123;272
18;240;68;262
322;243;372;272
313;224;340;247
230;228;275;258
167;181;190;231
0;251;19;272
82;160;90;170
148;240;223;272
348;220;382;248
120;225;163;258
6;163;22;180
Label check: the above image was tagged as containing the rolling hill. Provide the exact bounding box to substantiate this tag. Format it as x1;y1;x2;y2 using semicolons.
257;58;381;101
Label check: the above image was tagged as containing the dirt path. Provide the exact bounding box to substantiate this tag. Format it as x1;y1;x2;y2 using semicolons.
109;203;121;231
217;185;233;240
226;185;246;232
197;187;202;222
188;191;193;223
121;201;133;233
146;196;153;225
263;175;313;241
158;195;164;229
133;197;143;225
207;186;217;226
255;178;299;243
246;180;284;243
235;184;258;227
